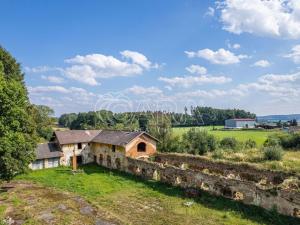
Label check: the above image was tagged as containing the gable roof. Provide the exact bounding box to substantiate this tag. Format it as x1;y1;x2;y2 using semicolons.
36;143;63;159
54;129;158;147
92;130;157;147
54;130;101;145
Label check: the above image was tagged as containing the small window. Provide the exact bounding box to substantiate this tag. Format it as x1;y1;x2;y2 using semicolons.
137;142;146;152
78;143;82;149
112;145;116;152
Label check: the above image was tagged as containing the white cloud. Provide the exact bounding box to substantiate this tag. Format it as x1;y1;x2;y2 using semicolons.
205;7;215;17
24;66;63;74
185;65;207;75
252;60;271;68
126;85;163;95
64;51;157;85
185;48;248;65
218;0;300;39
228;43;241;49
159;75;232;87
284;45;300;64
120;50;156;69
41;75;64;83
238;72;300;97
28;86;70;94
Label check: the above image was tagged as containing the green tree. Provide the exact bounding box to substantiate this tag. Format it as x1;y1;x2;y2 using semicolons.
0;46;37;181
31;105;54;141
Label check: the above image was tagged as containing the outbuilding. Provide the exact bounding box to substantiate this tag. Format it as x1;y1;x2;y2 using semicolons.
225;118;256;129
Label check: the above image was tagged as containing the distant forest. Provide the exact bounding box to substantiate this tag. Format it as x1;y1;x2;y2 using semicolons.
58;106;256;130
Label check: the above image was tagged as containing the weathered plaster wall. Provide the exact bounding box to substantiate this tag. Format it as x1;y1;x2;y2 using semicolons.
60;143;93;166
125;134;157;159
95;152;300;218
91;143;126;170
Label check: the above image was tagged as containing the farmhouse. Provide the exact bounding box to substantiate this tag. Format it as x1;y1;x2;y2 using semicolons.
30;130;158;170
225;118;256;129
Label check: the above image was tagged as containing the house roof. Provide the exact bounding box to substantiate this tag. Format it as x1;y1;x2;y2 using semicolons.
36;143;63;160
53;129;158;147
92;130;158;147
54;130;101;145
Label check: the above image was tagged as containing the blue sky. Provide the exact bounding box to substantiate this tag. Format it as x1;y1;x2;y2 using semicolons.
1;0;300;116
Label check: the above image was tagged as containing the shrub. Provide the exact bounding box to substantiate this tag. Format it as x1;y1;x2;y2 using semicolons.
220;137;238;150
264;135;281;147
182;128;217;155
263;146;284;161
264;132;300;150
244;139;257;149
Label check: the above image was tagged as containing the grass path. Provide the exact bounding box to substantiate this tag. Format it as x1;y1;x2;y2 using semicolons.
16;165;300;225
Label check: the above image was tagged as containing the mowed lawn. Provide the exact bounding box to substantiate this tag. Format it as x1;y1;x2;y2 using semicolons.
17;165;299;225
173;126;280;146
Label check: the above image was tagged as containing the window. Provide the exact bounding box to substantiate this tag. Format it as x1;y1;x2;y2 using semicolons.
77;143;82;149
137;142;146;152
112;145;116;152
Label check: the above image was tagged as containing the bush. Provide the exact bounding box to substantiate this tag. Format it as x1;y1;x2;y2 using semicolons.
182;128;217;155
220;137;238;150
264;135;281;147
244;139;257;149
264;133;300;150
263;146;284;161
211;149;224;159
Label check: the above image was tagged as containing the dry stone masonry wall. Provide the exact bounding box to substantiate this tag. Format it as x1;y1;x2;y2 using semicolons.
96;152;300;218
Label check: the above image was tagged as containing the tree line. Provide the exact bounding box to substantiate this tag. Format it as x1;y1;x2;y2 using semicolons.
58;107;256;130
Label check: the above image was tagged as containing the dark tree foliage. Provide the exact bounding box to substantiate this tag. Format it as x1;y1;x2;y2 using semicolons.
58;106;256;130
0;46;37;181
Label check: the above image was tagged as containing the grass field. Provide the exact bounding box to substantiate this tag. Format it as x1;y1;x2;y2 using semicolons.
173;126;280;146
16;165;300;225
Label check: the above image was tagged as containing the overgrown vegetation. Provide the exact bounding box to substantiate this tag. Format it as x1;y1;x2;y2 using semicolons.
264;133;300;150
263;146;284;161
16;165;300;225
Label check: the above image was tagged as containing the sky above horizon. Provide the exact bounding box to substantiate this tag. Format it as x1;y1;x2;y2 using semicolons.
1;0;300;116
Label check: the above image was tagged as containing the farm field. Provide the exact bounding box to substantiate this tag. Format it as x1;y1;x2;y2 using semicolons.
12;165;299;225
173;126;280;146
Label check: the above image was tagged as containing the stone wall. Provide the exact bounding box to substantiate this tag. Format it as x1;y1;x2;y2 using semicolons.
97;152;300;218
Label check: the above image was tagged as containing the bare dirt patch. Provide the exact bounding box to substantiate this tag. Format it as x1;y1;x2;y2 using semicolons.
0;181;121;225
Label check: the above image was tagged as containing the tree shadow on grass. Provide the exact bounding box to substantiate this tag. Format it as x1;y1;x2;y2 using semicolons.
80;163;300;225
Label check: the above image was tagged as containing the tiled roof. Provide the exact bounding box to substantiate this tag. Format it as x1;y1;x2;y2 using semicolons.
54;130;101;145
92;130;145;146
36;143;63;159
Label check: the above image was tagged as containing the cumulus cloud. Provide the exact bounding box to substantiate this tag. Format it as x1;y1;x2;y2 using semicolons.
185;65;207;75
239;72;300;97
284;45;300;64
158;75;232;87
126;85;163;95
185;48;248;65
218;0;300;39
41;75;64;83
28;86;70;94
63;51;157;85
252;60;271;68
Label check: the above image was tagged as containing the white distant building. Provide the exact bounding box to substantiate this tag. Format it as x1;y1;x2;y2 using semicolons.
225;118;256;129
